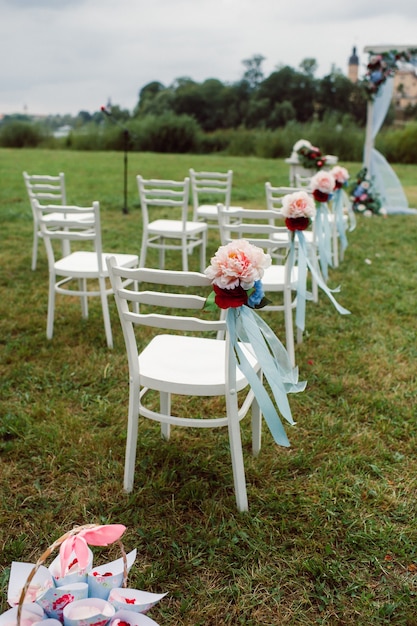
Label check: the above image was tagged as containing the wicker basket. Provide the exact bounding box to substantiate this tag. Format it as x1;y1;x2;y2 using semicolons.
16;524;128;626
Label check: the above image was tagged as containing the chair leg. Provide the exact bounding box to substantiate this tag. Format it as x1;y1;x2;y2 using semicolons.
225;384;248;512
160;391;171;440
199;233;207;273
32;227;39;271
159;241;165;270
79;278;88;318
99;277;113;349
46;273;56;339
139;234;148;267
182;237;188;271
123;378;141;492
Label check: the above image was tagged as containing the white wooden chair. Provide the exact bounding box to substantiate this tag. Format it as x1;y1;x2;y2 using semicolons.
24;171;70;270
137;176;207;272
33;199;138;348
106;259;263;512
217;204;299;367
189;168;243;227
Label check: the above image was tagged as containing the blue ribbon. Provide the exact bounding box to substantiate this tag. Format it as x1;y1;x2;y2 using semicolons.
226;306;306;447
315;202;333;281
332;189;348;255
291;230;351;333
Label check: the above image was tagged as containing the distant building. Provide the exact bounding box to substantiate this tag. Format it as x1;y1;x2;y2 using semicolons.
393;68;417;110
348;46;359;83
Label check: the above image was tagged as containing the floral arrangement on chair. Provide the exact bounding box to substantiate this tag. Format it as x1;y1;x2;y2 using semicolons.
308;170;336;280
296;143;326;171
204;239;271;310
350;168;383;216
205;239;306;448
281;191;350;334
363;49;417;99
330;165;350;254
2;524;165;626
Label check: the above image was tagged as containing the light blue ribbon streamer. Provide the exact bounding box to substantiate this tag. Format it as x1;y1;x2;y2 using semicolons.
291;231;351;334
226;306;306;447
332;189;348;254
315;202;333;281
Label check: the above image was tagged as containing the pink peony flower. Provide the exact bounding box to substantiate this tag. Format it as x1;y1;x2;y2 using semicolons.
310;170;336;194
330;166;349;188
281;191;316;220
205;239;271;290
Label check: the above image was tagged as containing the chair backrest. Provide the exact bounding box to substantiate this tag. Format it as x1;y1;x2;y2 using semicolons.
23;172;67;217
294;174;312;189
265;182;302;212
32;199;104;269
189;169;233;214
137;176;190;229
106;260;226;370
217;204;289;252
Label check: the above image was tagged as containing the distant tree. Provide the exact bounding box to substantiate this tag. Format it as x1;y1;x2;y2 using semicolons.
242;54;266;89
299;58;318;77
317;68;366;124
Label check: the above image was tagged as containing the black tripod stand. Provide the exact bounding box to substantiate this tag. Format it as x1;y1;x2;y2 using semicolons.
101;106;130;215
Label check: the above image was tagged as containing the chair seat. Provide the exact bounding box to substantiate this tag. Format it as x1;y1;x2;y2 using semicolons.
54;251;138;277
42;211;94;223
139;334;258;396
196;205;243;219
262;264;299;291
148;219;207;236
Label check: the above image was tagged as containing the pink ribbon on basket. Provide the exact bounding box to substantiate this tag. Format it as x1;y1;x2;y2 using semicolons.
59;525;126;578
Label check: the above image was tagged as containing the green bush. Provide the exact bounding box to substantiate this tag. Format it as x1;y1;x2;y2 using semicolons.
130;113;201;153
0;121;44;148
377;123;417;163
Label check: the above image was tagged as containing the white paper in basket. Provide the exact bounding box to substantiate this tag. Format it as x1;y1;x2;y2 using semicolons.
87;550;137;600
108;589;167;615
7;564;53;607
0;603;44;626
112;609;160;626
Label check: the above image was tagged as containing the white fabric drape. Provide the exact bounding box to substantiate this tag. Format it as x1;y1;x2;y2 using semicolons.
365;76;416;213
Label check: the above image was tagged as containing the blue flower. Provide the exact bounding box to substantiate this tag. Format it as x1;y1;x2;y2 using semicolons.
247;280;265;308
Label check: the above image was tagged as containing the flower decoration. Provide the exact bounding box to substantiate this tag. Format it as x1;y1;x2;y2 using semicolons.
350;168;382;216
281;190;316;231
281;191;350;335
204;239;271;310
205;240;306;449
330;165;349;190
363;48;417;99
330;166;350;256
3;525;165;626
296;143;326;170
309;170;336;203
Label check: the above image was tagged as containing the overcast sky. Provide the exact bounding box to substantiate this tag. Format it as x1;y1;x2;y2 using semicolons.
1;0;417;117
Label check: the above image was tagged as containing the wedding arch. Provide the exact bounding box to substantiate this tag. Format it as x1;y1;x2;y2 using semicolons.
363;44;417;214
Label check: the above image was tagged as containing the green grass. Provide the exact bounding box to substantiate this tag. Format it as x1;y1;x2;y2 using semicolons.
1;149;417;625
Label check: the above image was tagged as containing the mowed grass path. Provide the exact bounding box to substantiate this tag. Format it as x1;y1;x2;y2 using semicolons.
0;149;417;625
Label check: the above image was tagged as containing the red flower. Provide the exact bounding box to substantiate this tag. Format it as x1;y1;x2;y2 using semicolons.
285;217;310;231
312;189;330;202
213;284;248;309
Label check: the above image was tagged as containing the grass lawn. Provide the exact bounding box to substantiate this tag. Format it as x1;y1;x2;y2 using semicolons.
0;148;417;625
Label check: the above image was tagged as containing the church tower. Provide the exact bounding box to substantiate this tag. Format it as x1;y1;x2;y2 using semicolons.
348;46;359;83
